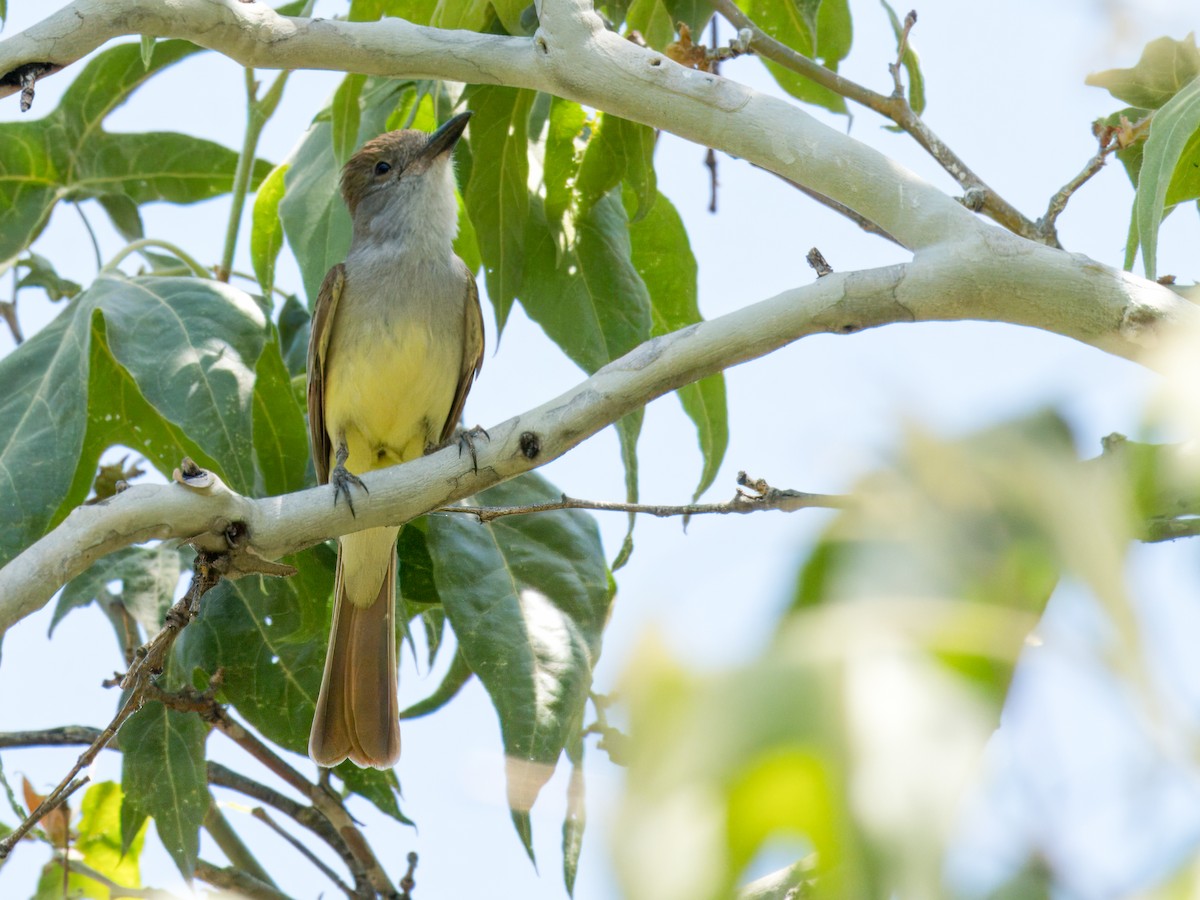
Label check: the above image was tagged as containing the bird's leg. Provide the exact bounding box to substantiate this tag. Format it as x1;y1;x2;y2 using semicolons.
330;438;368;516
426;425;490;474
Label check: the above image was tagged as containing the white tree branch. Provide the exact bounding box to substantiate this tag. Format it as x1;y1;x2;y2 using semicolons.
0;245;1193;636
0;0;972;250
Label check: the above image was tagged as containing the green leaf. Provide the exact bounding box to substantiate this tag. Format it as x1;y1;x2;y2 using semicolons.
140;35;156;69
1087;34;1200;109
279;78;405;304
627;189;727;499
277;293;311;377
251;162;290;297
746;0;850;114
380;0;439;25
562;750;586;896
662;0;713;34
119;699;208;878
399;648;474;718
176;547;332;754
576;113;657;221
522;192;652;376
615;636;873;900
625;0;675;50
465;84;535;332
398;518;442;607
96;194;145;241
332;74;367;163
0;308;90;569
427;473;612;829
253;327;310;496
0;41;273;268
76;782;149;892
880;0;924;114
95;277;268;495
1134;74;1200;277
17;252;81;302
52;544;185;635
543;97;587;233
335;766;413;825
523;192;652;507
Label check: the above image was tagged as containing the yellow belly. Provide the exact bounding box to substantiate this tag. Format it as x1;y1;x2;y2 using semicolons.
323;315;460;475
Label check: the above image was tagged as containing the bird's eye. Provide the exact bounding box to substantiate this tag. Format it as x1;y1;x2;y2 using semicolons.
374;160;392;176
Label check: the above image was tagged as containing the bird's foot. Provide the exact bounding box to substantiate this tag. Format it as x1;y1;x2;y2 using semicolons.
426;425;490;474
330;462;368;516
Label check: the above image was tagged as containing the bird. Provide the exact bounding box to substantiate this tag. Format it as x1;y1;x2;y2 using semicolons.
306;111;482;768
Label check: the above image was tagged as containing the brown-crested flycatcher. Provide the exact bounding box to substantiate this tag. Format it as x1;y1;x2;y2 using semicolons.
307;111;482;768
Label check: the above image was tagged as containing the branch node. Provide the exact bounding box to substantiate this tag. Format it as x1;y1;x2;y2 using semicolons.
806;247;833;277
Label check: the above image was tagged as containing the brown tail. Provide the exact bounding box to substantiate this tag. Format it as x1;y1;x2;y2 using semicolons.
309;540;400;769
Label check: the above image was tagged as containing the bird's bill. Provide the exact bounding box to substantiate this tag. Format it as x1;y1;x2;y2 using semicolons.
424;111;472;160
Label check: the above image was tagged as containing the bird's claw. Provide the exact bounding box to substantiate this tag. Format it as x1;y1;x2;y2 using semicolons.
331;463;368;517
455;425;490;474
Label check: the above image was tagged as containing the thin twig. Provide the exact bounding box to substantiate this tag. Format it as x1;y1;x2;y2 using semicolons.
888;10;917;98
147;683;390;898
442;472;848;523
195;859;292;900
0;552;225;862
0;299;22;344
1037;136;1118;245
399;852;419;900
252;807;356;899
57;855;176;899
753;166;903;246
711;0;1048;245
218;67;289;282
74;201;103;272
206;798;279;890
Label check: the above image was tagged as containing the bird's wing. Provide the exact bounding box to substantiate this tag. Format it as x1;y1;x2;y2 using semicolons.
307;263;346;486
440;262;485;443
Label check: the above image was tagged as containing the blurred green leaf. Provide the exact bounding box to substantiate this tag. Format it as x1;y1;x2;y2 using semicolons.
880;0;924;114
52;543;185;635
627;189;727;499
562;748;586;897
0;41;273;268
251;162;289;298
465;84;535;332
1087;34;1200;109
745;0;851;114
615;633;873;900
427;472;612;840
119;697;208;878
1134;74;1200;276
